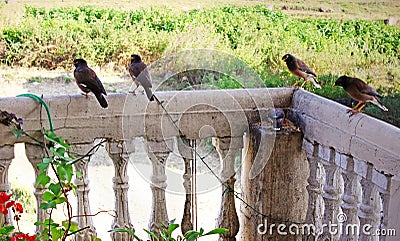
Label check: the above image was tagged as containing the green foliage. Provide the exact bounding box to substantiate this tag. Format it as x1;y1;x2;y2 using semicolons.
1;6;398;77
0;226;14;238
1;5;399;126
109;220;229;241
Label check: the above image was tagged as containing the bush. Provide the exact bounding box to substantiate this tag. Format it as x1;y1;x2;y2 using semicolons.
0;5;399;126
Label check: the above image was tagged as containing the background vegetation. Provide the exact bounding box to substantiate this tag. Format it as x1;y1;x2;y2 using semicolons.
0;2;399;126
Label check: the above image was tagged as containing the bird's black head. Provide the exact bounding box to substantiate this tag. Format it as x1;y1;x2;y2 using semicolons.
334;75;350;88
282;54;294;62
73;59;87;67
131;54;142;63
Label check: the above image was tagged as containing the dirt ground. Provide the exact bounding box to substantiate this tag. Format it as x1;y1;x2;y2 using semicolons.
2;66;227;240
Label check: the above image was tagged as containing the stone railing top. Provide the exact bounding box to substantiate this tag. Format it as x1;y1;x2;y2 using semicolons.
290;89;400;176
0;88;293;146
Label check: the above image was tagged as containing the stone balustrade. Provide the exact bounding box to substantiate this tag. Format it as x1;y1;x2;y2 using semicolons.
0;88;398;241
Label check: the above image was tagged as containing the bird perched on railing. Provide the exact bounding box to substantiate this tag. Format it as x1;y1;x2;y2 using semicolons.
73;59;108;108
334;75;388;114
128;54;154;101
282;54;321;89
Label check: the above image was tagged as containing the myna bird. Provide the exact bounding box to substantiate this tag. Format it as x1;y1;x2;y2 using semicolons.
282;54;321;88
73;58;108;108
128;54;154;101
334;75;388;114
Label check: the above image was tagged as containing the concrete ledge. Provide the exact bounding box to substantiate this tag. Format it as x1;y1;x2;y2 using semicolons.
290;89;400;175
0;88;293;145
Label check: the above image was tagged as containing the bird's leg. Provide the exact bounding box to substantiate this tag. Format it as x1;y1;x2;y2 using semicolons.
349;102;366;116
81;92;89;98
300;80;306;88
347;101;362;113
356;103;367;112
129;84;139;95
292;78;301;88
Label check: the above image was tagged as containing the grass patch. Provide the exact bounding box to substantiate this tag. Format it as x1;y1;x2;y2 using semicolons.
0;5;399;127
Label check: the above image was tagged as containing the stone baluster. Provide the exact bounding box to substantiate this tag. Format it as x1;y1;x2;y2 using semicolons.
146;137;173;238
106;140;134;241
303;141;324;240
25;143;47;233
340;154;360;241
213;137;242;241
177;137;194;235
359;163;381;241
320;147;341;241
379;175;391;241
0;145;14;225
72;144;97;241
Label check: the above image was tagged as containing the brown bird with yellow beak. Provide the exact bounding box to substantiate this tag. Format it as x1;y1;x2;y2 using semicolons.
128;54;154;101
282;54;321;89
334;75;388;114
73;58;108;108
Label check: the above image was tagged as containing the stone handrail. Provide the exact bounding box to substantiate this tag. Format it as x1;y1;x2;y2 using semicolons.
0;88;399;241
290;90;400;241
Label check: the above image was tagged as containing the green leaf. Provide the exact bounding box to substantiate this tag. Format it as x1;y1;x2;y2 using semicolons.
37;162;50;171
43;157;53;164
57;165;68;181
109;228;133;233
55;196;67;204
62;220;78;232
11;129;24;139
144;229;159;241
0;225;14;236
167;223;179;236
48;183;61;196
203;228;229;235
42;191;56;201
40;200;56;209
75;171;83;178
184;231;200;241
36;171;50;187
56;147;66;157
65;164;73;182
91;235;102;241
44;130;70;149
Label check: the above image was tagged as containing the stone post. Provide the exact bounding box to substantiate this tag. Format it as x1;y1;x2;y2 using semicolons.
241;125;308;241
106;140;134;241
213;137;242;241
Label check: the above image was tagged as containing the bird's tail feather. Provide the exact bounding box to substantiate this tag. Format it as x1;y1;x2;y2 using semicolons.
308;76;321;89
144;87;154;101
370;98;388;112
95;93;108;108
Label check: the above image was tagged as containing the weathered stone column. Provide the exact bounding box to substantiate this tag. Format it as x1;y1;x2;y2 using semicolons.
213;137;242;241
241;124;308;241
25;143;47;233
177;138;194;235
302;140;324;240
0;145;14;225
146;137;173;238
340;154;360;241
359;163;381;241
72;144;97;241
106;140;134;241
320;148;342;241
